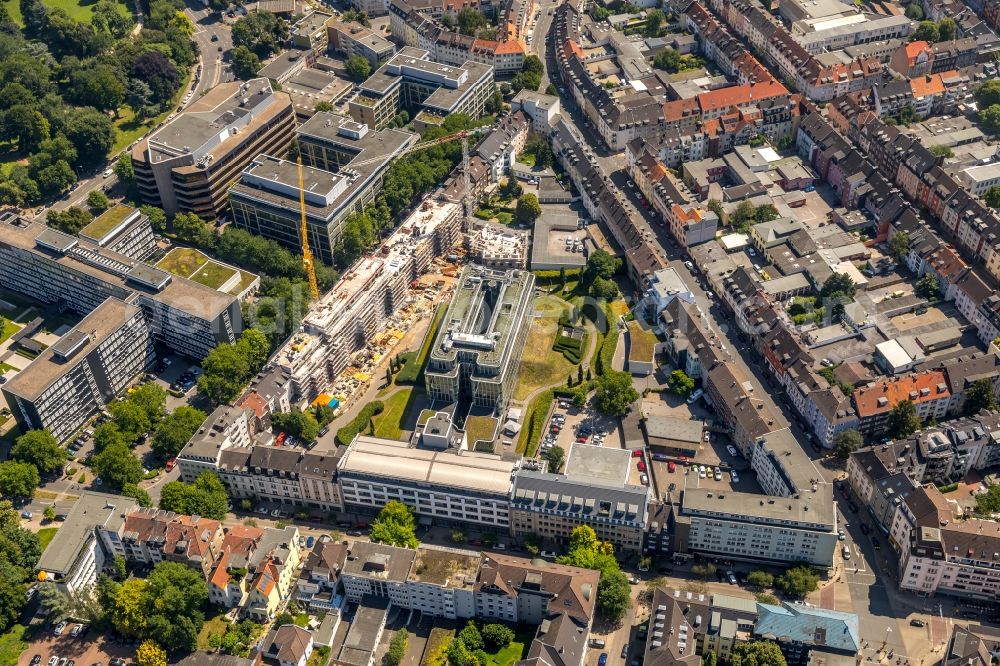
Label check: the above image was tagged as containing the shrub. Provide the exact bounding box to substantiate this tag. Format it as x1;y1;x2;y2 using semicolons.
335;400;385;446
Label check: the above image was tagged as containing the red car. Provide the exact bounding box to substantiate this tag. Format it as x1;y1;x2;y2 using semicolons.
632;449;643;457
576;436;587;443
276;432;287;445
165;458;176;471
668;461;676;473
637;461;646;472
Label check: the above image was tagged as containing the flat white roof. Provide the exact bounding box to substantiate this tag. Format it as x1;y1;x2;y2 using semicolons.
719;233;751;250
340;435;516;495
876;339;913;369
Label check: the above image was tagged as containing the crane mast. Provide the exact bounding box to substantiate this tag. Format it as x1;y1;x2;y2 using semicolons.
296;155;320;301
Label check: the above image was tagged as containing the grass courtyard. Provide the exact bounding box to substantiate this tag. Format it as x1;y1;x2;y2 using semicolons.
371;387;416;440
0;318;22;345
36;527;57;551
514;296;579;401
157;247;252;291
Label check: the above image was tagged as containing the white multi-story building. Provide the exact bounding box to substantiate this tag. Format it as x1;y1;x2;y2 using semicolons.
337;434;517;529
36;492;139;594
176;405;253;483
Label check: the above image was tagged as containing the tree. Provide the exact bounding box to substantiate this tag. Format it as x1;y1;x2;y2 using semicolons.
964;377;998;416
141;205;167;232
938;17;956;41
543;445;565;472
754;204;779;224
126;79;155;119
370;500;419;549
516;193;541;224
0;104;49;153
109;400;152;443
702;652;718;666
129;384;167;425
482;624;514;651
143;561;208;651
0;461;39;498
43;505;56;522
595;370;639;416
457;7;487;35
387;629;408;666
746;570;774;589
974;484;1000;516
668;369;695;397
46;206;92;234
904;2;923;18
591;276;619;299
820;272;856;301
136;640;167;666
833;429;863;459
65;109;115;168
929;144;953;158
458;621;484;651
231;10;289;58
975;79;1000;109
730;641;787;666
915;272;940;299
271;409;321;442
152;406;207;458
11;430;67;475
93;422;126;454
38;581;72;622
653;48;681;73
91;442;144;489
776;565;819;598
597;569;631;621
887;400;920;438
158;472;229;520
198;344;251;404
92;0;132;36
911;20;940;42
985;186;1000;209
345;55;372;82
69;65;124;114
585;249;622;282
172;211;215;247
981;105;1000;135
230;45;261;80
643;8;665;36
122;483;153;508
132;52;180;105
112;578;149;637
87;190;109;213
888;230;910;261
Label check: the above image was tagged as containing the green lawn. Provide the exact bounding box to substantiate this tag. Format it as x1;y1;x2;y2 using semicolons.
81;204;135;241
0;364;14;374
190;261;237;290
465;416;498;448
514;297;578;401
372;388;415;440
36;527;57;551
484;639;528;666
0;318;22;345
157;247;208;278
196;612;231;651
0;624;27;666
110;68;191;156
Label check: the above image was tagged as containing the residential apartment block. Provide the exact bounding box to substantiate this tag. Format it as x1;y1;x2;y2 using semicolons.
348;48;494;132
78;204;156;261
2;298;154;442
328;21;396;67
425;265;534;412
132;78;296;219
120;508;223;577
0;216;241;362
36;492;139;594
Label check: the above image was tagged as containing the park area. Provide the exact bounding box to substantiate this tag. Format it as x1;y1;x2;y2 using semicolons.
513;295;582;401
2;0;130;25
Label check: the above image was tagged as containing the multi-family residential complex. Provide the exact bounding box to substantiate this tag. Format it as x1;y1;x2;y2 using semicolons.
349;48;494;132
328;21;397;67
36;492;139;594
131;78;296;219
424;265;534;412
2;298;154;442
228;117;416;265
78;204;156;261
510;445;650;553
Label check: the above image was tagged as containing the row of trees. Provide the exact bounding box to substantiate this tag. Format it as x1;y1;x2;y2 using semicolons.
975;79;1000;135
159;471;230;520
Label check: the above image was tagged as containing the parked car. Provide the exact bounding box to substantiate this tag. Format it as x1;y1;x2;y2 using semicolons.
910;619;926;627
838;529;846;541
726;445;738;457
713;468;722;481
640;473;648;485
598;653;608;666
621;645;629;658
637;461;646;472
540;550;557;559
54;622;67;636
70;624;84;638
726;571;737;585
730;470;739;483
841;545;851;560
20;511;31;519
632;449;643;457
165;458;176;471
589;640;606;649
859;523;871;535
667;461;676;473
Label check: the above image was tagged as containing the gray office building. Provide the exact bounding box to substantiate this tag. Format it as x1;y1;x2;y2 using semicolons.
2;298;154;441
228;117;416;265
424;265;534;412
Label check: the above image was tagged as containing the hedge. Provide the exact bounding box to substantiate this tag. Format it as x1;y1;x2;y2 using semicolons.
532;268;583;286
518;389;554;456
595;304;619;375
335;400;385;446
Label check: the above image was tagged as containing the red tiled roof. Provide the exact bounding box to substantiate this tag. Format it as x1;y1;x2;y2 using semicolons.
853;371;951;417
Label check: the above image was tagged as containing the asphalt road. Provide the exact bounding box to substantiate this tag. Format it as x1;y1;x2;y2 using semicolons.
186;2;235;96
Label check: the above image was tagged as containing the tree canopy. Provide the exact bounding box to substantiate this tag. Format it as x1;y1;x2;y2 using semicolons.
231;10;288;58
559;526;630;621
833;429;863;459
11;429;68;475
369;500;419;549
887;400;920;438
152;406;207;458
776;565;820;598
963;378;998;416
158;472;229;520
730;641;787;666
595;370;639;416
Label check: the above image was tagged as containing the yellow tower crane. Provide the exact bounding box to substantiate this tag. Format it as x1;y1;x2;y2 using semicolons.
296;155;320;302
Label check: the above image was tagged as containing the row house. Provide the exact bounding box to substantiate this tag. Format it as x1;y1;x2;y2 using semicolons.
295;540;348;612
120;509;223;577
852;371;952;437
208;446;343;513
207;525;267;609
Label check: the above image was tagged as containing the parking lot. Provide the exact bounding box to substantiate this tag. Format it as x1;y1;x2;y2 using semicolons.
540;401;624;462
19;624;135;666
